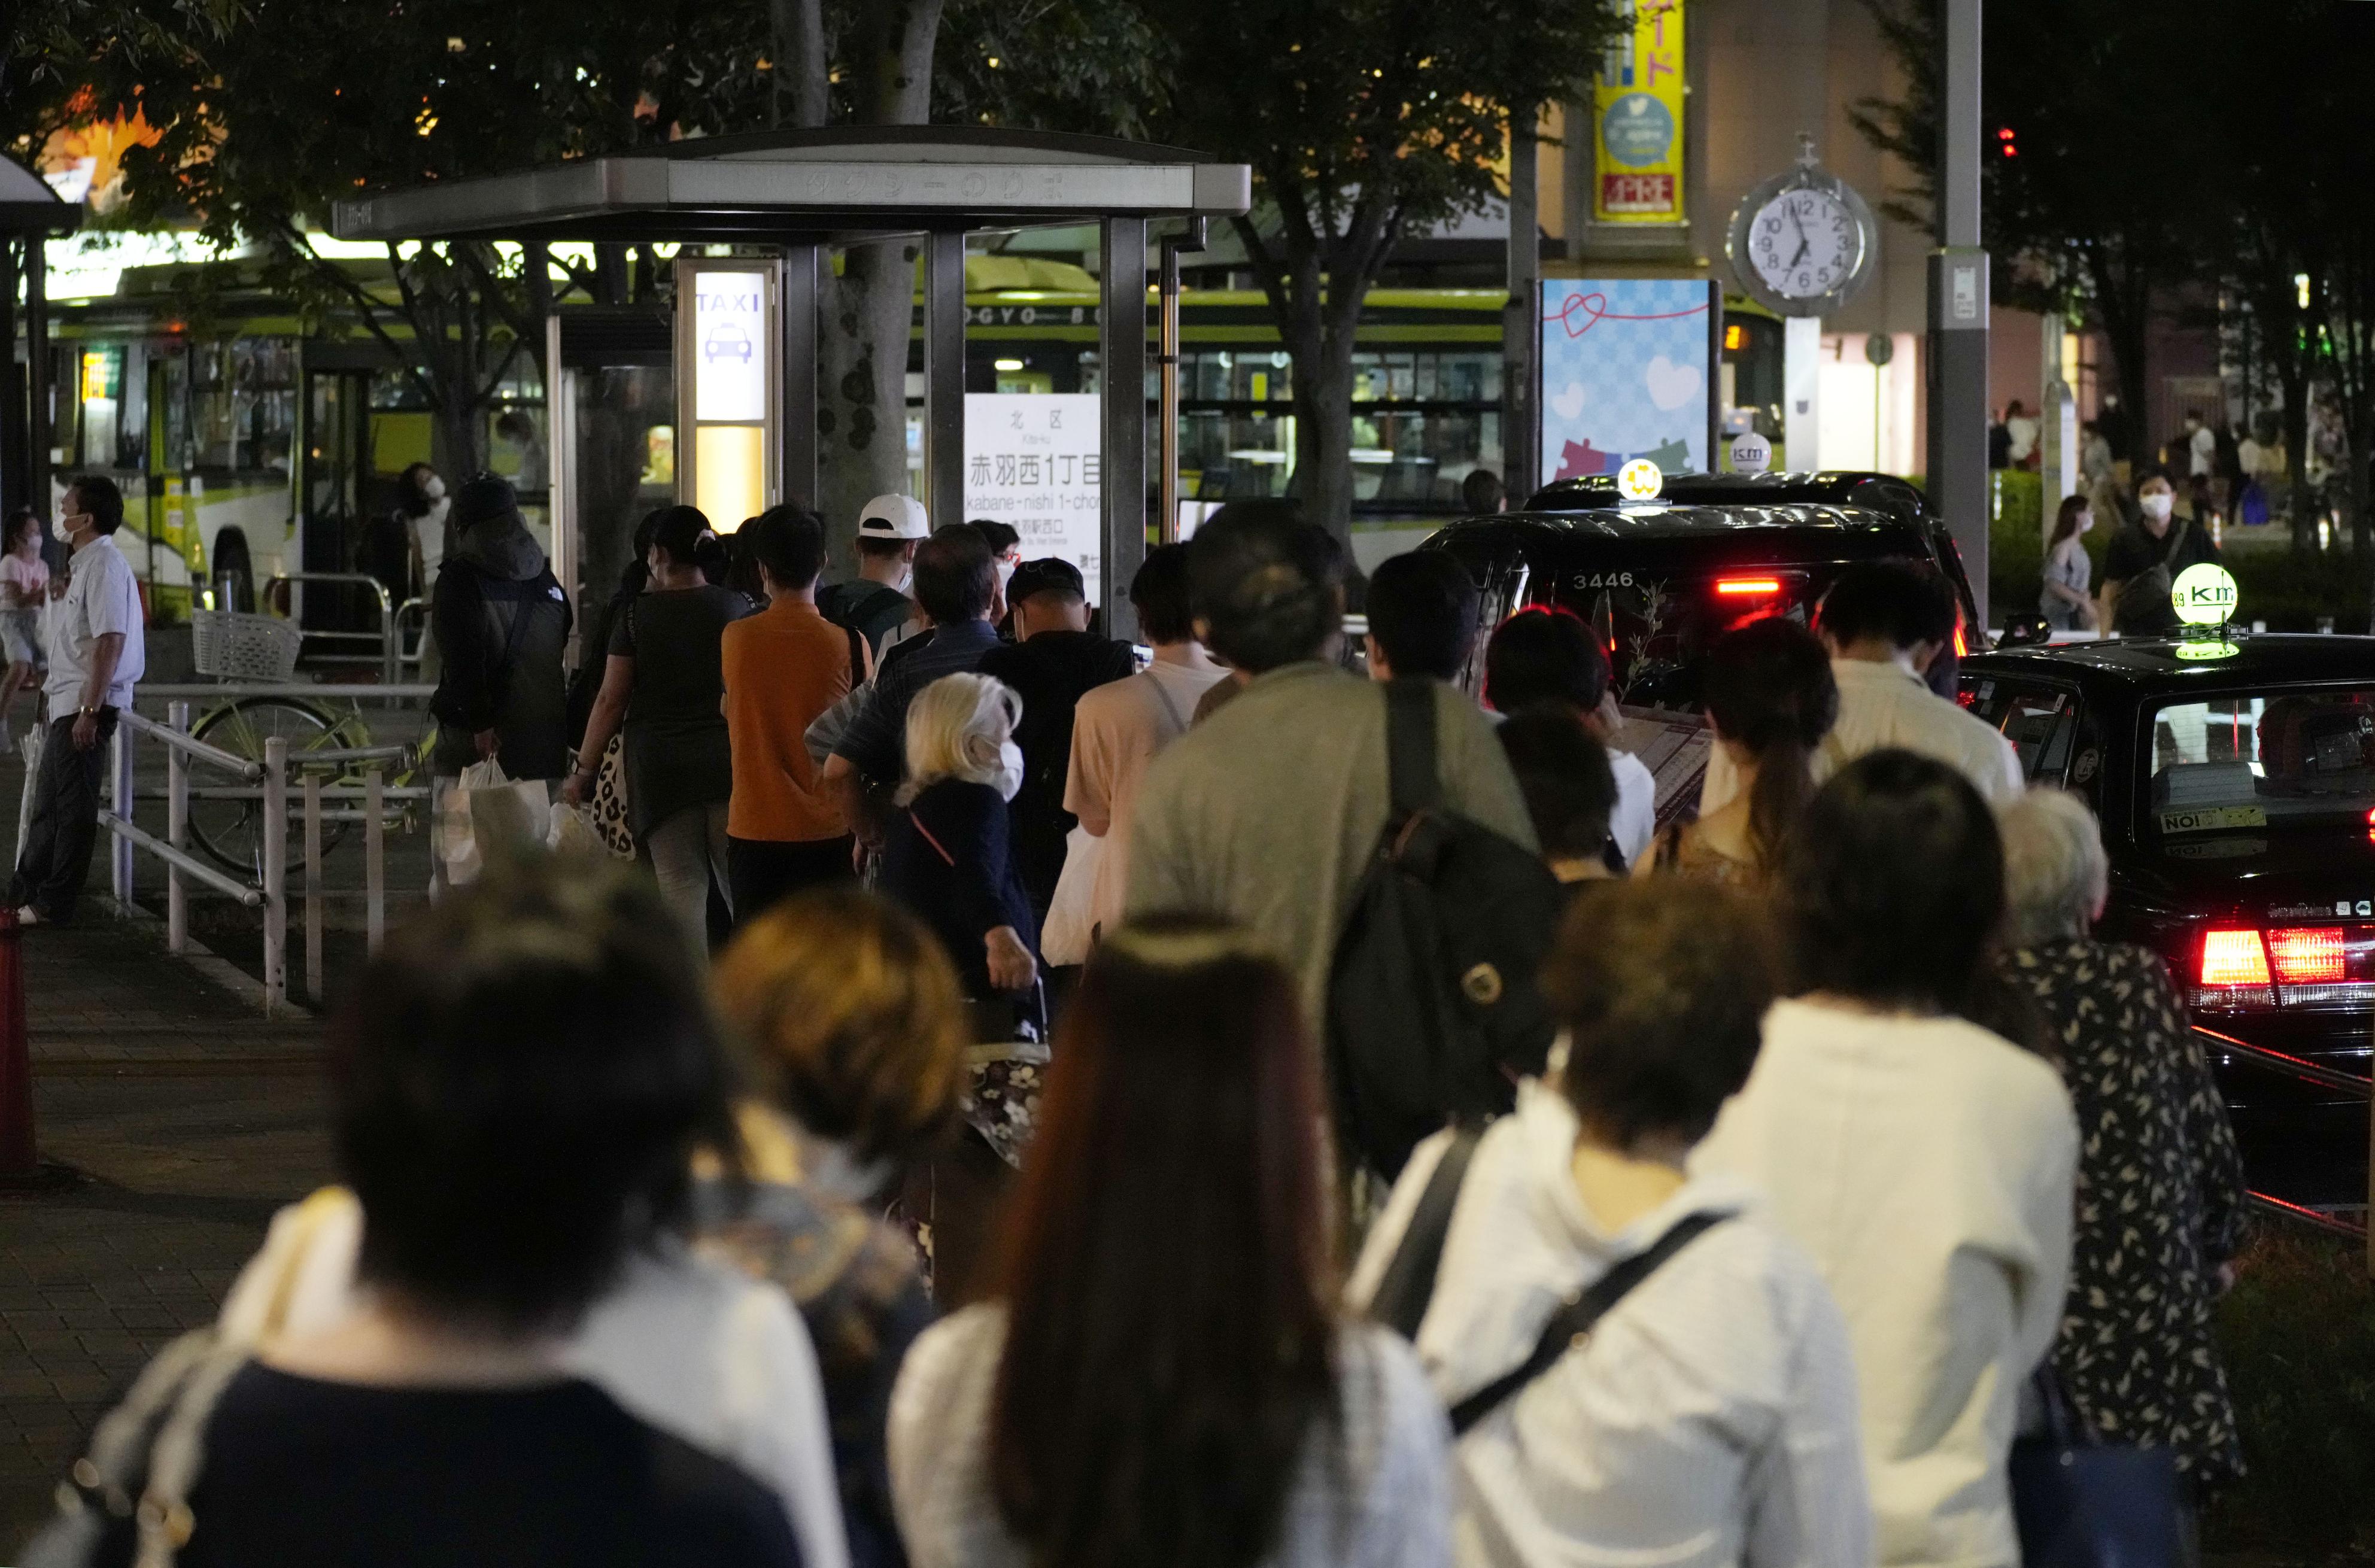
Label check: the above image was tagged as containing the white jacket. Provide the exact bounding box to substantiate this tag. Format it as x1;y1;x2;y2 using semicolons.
216;1187;850;1568
1694;1001;2078;1568
1349;1083;1873;1568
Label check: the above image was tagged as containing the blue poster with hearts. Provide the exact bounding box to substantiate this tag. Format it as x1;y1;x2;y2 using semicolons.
1538;279;1716;482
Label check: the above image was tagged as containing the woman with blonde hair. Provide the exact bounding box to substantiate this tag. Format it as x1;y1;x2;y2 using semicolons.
880;672;1040;1016
707;887;973;1568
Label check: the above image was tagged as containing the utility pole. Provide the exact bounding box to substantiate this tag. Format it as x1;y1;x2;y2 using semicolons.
1925;0;1989;624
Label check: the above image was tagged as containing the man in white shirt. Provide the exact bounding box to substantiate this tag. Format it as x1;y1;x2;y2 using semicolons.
12;476;146;926
1480;608;1658;868
2185;410;2216;478
1702;561;2021;813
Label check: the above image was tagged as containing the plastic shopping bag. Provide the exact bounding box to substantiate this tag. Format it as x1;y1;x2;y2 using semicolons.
433;757;551;888
1039;826;1102;967
546;800;611;860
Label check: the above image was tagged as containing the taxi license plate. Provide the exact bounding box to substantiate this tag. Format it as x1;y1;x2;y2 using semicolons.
2160;805;2268;835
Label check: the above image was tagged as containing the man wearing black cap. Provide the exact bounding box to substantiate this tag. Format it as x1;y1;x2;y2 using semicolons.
427;473;571;801
976;557;1137;920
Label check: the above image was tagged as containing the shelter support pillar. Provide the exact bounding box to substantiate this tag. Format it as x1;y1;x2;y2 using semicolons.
26;238;48;519
924;232;967;525
782;244;820;510
1101;218;1149;639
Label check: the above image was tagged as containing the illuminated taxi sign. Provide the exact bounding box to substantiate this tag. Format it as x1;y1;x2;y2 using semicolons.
2171;561;2239;627
2174;639;2240;662
1615;458;1664;502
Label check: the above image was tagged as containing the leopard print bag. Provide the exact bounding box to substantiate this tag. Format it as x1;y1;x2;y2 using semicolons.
590;733;635;859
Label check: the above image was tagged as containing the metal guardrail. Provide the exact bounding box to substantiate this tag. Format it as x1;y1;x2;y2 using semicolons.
97;706;289;1011
263;573;400;684
2195;1025;2375;1097
98;709;421;1011
2195;1025;2373;1254
2248;1192;2368;1241
136;683;438;704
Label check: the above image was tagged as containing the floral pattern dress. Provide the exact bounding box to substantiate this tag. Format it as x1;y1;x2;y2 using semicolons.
1997;938;2249;1482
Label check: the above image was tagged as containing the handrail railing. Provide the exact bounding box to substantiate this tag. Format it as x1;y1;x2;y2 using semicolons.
95;705;288;1011
2194;1025;2374;1098
2197;1024;2374;1273
263;573;399;683
2248;1191;2368;1241
136;683;438;703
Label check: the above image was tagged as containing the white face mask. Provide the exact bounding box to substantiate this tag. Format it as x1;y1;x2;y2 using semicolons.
423;476;447;502
2140;491;2174;522
994;740;1025;802
51;515;74;544
994;558;1018;592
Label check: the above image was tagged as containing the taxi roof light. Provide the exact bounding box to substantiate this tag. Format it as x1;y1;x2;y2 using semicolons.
2199;928;2271;987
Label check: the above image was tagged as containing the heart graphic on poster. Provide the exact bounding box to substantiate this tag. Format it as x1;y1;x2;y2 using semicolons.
1645;354;1701;411
1550;381;1586;421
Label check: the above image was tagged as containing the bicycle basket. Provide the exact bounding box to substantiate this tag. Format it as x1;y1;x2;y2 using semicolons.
192;610;303;682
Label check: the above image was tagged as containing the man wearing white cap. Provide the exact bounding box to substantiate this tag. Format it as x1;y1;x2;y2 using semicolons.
820;494;929;660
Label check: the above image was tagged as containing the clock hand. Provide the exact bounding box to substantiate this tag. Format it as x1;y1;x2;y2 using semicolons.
1790;235;1811;269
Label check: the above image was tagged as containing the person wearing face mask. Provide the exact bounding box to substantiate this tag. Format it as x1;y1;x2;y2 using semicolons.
11;477;145;926
821;495;930;662
965;519;1024;635
2039;494;2098;632
974;557;1136;923
879;672;1040;1026
389;461;453;600
822;526;1007;853
2100;468;2221;637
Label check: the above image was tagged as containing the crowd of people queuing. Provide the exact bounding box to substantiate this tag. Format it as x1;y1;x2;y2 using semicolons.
25;479;2255;1568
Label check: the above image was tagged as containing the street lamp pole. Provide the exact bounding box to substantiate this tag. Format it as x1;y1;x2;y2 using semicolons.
1926;0;1990;625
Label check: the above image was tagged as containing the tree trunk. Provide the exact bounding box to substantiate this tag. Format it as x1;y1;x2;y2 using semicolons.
2275;357;2313;554
771;0;830;129
1292;330;1359;549
819;241;921;552
812;0;946;564
2090;269;2153;470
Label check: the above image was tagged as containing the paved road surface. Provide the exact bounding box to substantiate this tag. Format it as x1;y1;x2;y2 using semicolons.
0;913;330;1549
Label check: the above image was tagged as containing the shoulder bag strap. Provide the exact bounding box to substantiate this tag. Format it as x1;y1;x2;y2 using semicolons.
1385;677;1443;818
1446;1211;1729;1436
1368;1126;1484;1340
1146;670;1192;736
907;807;959;868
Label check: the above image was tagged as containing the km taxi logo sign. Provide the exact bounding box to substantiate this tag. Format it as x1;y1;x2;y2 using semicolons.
2171;562;2239;627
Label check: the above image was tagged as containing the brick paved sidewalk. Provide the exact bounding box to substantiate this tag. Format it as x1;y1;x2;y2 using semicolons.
0;911;332;1549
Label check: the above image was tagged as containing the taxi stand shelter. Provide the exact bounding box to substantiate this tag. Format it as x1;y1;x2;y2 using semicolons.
2;153;83;523
331;127;1252;636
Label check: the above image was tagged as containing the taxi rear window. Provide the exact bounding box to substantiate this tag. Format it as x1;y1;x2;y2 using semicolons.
2149;689;2375;835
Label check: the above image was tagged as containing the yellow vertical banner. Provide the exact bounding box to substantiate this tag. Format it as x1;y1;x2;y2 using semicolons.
1592;0;1686;224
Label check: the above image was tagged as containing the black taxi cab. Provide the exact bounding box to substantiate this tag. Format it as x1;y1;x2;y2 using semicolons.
1424;470;1983;710
1959;634;2375;1211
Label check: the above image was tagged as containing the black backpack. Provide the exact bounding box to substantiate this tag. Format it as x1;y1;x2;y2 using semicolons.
1328;680;1562;1179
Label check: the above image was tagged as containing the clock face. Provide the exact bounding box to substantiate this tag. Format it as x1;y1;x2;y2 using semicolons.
1746;190;1860;300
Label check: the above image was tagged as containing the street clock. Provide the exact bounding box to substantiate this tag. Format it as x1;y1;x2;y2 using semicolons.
1725;135;1880;318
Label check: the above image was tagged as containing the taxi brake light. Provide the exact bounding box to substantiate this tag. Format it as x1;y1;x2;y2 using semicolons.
1714;577;1782;597
2268;926;2348;984
2198;928;2271;987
